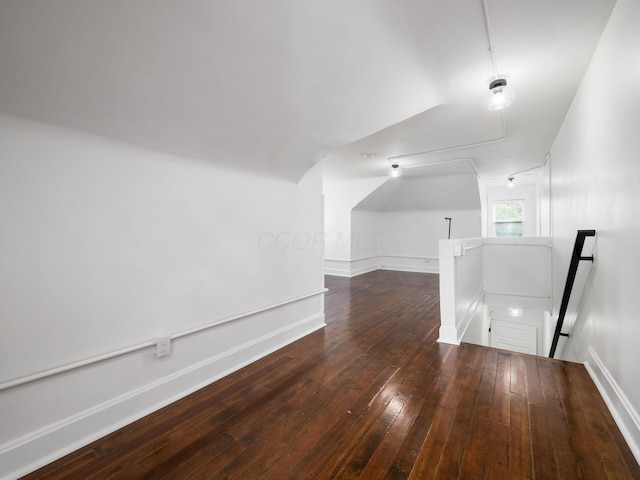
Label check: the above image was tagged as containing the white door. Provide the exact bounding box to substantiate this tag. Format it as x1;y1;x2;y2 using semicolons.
490;320;537;355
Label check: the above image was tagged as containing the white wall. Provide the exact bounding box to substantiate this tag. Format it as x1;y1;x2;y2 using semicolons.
483;238;552;302
439;237;551;349
350;210;383;261
0;114;326;478
549;0;640;461
438;238;484;345
365;175;481;274
540;156;552;237
325;174;482;277
323;177;387;262
341;209;481;276
376;210;480;257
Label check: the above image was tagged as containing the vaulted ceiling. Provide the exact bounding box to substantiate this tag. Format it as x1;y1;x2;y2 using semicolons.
0;0;616;183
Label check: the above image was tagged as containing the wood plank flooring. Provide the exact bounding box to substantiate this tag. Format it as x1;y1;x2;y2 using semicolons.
23;270;640;479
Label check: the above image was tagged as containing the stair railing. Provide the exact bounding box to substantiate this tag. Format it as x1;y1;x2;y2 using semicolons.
549;229;596;358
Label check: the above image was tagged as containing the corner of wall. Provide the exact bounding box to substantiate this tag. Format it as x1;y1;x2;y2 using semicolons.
584;346;640;465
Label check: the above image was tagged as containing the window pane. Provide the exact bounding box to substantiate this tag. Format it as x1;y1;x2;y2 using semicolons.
495;200;523;222
495;222;523;237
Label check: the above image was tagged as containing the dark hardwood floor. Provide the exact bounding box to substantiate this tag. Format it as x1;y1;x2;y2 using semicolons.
24;270;640;479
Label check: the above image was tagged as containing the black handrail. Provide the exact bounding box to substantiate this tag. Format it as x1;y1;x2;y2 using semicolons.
549;229;596;358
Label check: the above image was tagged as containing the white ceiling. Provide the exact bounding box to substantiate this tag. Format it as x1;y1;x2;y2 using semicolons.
0;0;616;183
355;174;481;212
323;0;617;181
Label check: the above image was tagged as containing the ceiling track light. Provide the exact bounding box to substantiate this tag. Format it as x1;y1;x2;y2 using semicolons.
388;163;402;178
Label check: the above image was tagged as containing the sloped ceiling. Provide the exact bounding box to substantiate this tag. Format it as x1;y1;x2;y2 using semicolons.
323;0;617;181
0;0;616;183
354;174;480;212
0;0;441;181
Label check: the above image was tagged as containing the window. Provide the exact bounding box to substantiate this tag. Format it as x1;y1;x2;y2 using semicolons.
484;182;537;237
494;200;524;237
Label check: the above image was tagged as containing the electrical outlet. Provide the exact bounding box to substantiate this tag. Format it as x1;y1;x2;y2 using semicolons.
156;336;171;358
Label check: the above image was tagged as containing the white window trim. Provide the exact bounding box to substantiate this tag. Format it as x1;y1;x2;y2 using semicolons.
486;185;537;237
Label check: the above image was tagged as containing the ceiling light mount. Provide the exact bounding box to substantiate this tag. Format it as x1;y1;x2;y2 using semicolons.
489;78;507;91
388;163;402;178
486;76;513;110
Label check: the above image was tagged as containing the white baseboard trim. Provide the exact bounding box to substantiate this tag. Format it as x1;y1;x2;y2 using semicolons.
0;309;325;480
324;259;353;277
350;257;380;277
584;346;640;464
437;325;460;345
379;256;439;274
379;264;439;274
325;256;439;277
324;267;351;277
